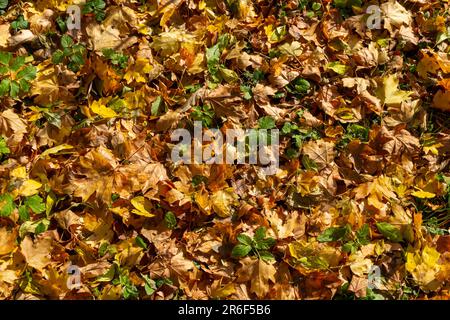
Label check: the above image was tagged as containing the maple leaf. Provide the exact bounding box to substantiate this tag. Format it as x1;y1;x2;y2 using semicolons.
406;246;442;291
90;98;118;118
302;140;336;171
0;227;16;255
210;188;238;218
376;74;412;106
123;58;154;84
20;236;53;272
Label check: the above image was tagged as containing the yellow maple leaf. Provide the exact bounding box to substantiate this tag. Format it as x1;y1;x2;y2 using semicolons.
250;259;276;298
433;90;450;112
378;74;412;105
90;99;118;119
211;188;238;218
17;179;42;197
40;144;74;158
406;246;441;290
411;189;436;199
124;59;154;84
130;196;155;217
10;166;27;179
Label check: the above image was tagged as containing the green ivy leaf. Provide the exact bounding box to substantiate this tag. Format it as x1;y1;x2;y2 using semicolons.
240;85;252;100
356;224;370;245
0;78;10;96
151;96;163;116
164;211;177;229
135;236;148;249
18;205;29;221
258;116;276;130
0;136;10;155
0;193;15;217
318;225;351;242
10;15;29;32
24;195;45;214
376;222;403;242
0;0;8;10
35;221;48;234
142;274;156;296
293;78;310;93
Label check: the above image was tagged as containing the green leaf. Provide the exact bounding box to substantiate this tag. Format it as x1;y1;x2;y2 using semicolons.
326;61;349;75
240;85;252;100
70;52;85;66
135;236;148;249
102;48;114;59
19;219;50;237
142;274;156;296
436;27;450;45
206;34;229;83
254;227;266;241
255;237;276;250
9;80;19;98
302;155;318;171
61;35;74;48
43;111;62;129
231;244;252;258
11;15;29;31
0;78;9;97
151;96;163;116
291;78;310;94
55;16;67;32
164;211;177;229
96;264;115;282
334;0;361;8
281;122;298;135
0;0;8;9
52;50;65;64
259;250;275;262
258;116;276;130
24;195;45;214
236;234;253;246
98;242;110;257
342;241;354;253
376;222;403;242
219;67;238;83
312;2;321;10
18;205;29;221
19;79;30;92
120;275;138;300
16;65;36;82
0;136;10;155
0;193;15;217
317;225;351;242
356;224;370;245
10;56;25;71
35;220;49;234
0;65;8;75
0;52;11;65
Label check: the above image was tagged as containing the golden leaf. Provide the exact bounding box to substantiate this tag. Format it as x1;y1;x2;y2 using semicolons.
130;196;155;217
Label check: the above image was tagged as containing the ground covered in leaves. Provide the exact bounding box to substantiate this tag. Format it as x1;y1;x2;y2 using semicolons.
0;0;450;300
